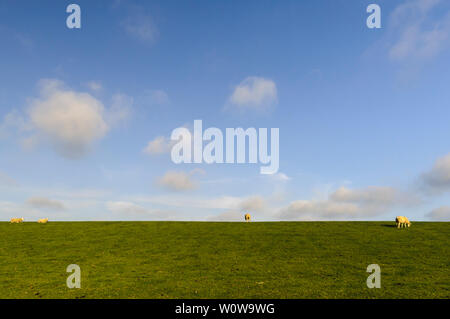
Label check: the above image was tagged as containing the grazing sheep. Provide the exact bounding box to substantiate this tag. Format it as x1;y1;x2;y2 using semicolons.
396;216;405;228
10;217;24;223
245;213;251;222
395;216;411;228
403;217;411;228
37;218;48;224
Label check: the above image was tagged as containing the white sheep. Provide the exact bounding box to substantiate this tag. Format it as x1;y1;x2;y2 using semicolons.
395;216;411;228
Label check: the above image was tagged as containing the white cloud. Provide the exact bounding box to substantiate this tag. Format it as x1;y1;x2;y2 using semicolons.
278;186;417;220
3;79;132;158
208;210;246;222
227;76;277;110
388;0;450;62
239;195;267;212
157;170;198;191
420;153;450;193
155;169;205;191
426;206;450;221
27;79;109;158
132;193;267;216
143;136;174;155
135;194;242;210
279;200;360;220
330;186;405;205
271;172;291;182
143;125;194;156
207;195;269;221
26;197;65;210
189;168;206;176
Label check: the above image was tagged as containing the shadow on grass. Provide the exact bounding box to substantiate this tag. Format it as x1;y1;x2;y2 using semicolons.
381;224;397;228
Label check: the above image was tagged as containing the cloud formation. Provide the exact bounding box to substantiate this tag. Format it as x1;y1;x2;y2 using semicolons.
278;186;416;220
143;136;174;155
208;195;269;221
239;195;268;212
26;197;65;210
156;170;199;191
27;79;109;158
426;206;450;221
420;153;450;193
271;172;291;182
2;79;131;158
227;77;277;111
388;0;450;62
208;210;247;222
143;125;191;156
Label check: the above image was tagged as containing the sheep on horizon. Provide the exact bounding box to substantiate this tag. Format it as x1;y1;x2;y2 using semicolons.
395;216;411;228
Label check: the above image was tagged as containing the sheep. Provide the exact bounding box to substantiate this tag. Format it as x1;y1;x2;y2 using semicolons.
37;218;48;224
395;216;411;228
10;217;24;223
245;213;251;222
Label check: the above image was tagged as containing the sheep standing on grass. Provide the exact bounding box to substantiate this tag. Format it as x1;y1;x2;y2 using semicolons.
10;217;24;223
395;216;411;228
37;218;48;224
245;213;251;222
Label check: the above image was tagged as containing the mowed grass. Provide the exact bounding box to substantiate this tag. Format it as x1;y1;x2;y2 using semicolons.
0;222;448;299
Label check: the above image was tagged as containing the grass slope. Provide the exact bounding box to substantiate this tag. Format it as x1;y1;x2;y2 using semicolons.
0;222;448;299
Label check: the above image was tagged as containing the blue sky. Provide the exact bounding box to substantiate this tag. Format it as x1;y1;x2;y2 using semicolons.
1;0;450;221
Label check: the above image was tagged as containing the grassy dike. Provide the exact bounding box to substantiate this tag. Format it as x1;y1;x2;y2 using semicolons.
0;222;448;298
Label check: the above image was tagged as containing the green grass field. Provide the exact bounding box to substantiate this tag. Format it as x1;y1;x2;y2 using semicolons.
0;222;448;299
